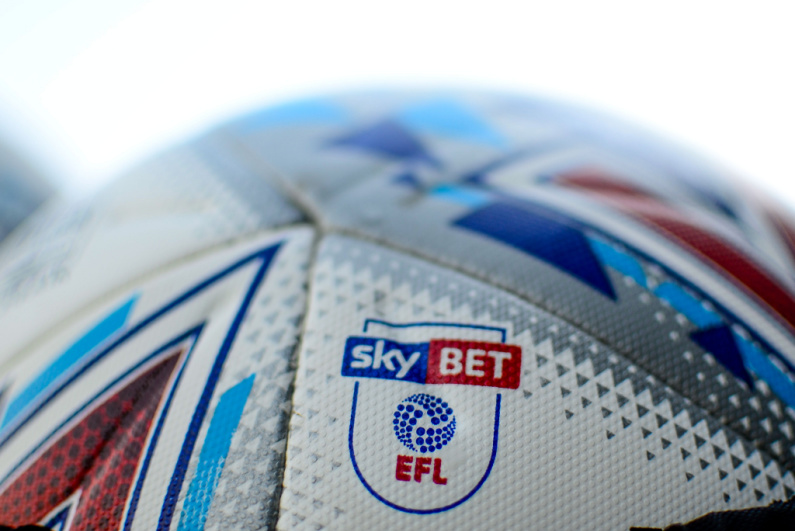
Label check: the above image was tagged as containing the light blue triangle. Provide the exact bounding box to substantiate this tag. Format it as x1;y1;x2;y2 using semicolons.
653;282;722;328
1;295;137;431
735;332;795;408
589;237;648;288
398;100;506;147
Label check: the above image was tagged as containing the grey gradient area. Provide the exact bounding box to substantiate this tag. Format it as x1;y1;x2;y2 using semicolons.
196;232;312;531
107;129;306;234
0;129;305;307
183;131;306;230
0;139;52;244
221;91;795;473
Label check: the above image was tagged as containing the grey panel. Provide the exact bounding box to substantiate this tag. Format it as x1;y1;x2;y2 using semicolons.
278;234;794;529
223;91;795;473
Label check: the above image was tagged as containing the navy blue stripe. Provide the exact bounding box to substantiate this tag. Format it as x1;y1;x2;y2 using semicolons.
0;326;203;487
0;244;280;449
122;324;205;530
157;245;279;529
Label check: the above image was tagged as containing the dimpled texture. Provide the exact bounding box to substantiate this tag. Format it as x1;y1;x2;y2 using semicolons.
0;90;795;530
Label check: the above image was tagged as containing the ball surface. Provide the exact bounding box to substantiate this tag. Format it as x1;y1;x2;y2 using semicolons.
0;90;794;529
0;138;51;246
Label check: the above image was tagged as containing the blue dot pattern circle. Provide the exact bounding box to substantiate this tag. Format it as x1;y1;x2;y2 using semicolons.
393;393;456;453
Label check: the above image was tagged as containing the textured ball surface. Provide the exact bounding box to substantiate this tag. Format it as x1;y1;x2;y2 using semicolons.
0;90;794;529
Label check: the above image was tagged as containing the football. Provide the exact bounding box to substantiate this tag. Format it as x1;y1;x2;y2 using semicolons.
1;90;794;530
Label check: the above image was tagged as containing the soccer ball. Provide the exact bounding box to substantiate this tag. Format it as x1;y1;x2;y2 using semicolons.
0;90;794;530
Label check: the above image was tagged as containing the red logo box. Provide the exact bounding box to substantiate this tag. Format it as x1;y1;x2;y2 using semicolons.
426;339;521;389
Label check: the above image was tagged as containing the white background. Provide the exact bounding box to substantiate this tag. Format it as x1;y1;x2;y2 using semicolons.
0;0;793;206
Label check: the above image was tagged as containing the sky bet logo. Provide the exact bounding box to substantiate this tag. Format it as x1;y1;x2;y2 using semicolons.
341;337;521;389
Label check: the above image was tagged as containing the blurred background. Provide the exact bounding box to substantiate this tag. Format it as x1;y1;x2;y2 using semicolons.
0;0;793;204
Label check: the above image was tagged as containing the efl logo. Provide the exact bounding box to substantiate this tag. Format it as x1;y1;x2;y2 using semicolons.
344;320;515;514
393;393;455;485
341;337;521;389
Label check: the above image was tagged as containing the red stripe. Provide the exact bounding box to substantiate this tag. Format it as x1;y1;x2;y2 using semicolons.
557;169;795;334
0;351;180;529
